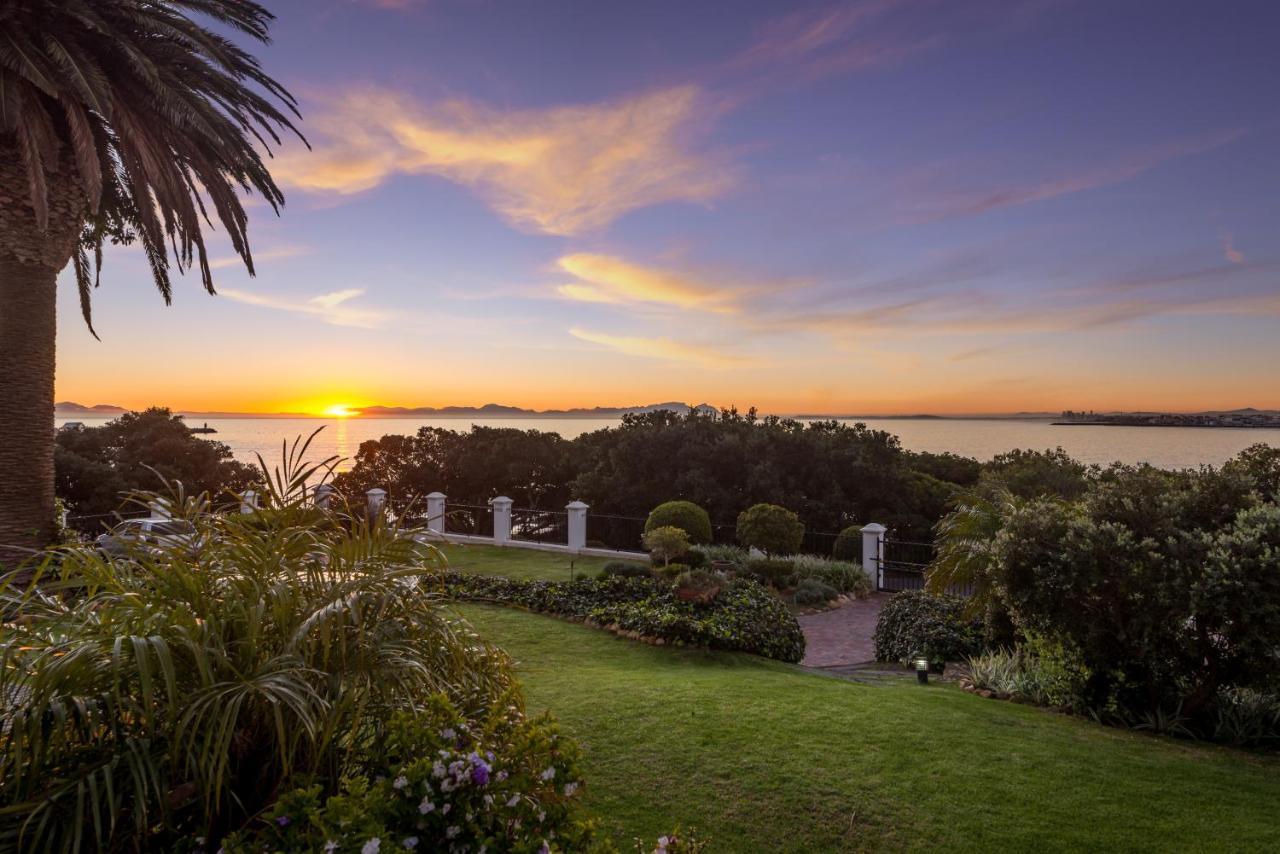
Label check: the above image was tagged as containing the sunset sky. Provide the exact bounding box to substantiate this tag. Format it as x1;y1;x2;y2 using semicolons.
55;0;1280;415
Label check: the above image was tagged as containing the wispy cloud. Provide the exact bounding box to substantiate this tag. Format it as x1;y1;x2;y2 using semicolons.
1223;233;1246;265
893;129;1245;223
219;287;386;328
569;328;745;366
275;85;732;235
555;253;746;313
208;245;311;271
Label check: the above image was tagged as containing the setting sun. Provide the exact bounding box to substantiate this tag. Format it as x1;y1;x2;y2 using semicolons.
323;404;358;418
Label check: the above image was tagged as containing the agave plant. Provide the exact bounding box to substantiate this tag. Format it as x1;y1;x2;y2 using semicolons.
0;439;512;851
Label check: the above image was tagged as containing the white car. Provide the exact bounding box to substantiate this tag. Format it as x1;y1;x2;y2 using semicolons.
95;518;199;554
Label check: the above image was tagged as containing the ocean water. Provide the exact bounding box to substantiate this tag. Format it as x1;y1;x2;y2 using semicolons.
54;415;1280;472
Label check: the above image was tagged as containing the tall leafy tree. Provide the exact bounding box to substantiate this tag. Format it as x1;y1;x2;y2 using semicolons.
0;1;302;558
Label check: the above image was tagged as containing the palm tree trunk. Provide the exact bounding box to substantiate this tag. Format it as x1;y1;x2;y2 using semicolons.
0;251;58;564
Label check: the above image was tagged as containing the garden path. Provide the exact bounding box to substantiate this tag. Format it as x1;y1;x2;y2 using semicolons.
798;593;889;667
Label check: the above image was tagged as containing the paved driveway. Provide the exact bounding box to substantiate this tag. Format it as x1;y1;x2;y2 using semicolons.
798;593;889;667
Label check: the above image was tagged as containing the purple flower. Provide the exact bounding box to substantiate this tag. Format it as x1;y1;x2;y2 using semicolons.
275;815;291;827
471;761;491;786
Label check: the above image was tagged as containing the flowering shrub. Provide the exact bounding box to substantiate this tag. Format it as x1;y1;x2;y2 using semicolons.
220;695;599;853
445;574;806;663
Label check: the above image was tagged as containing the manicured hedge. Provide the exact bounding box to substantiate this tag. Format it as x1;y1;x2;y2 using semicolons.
872;590;985;664
444;573;806;663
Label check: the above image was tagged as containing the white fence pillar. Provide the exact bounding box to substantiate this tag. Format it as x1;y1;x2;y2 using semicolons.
426;492;446;534
860;523;886;590
566;500;588;552
366;488;387;519
491;496;513;544
314;483;335;510
240;490;259;514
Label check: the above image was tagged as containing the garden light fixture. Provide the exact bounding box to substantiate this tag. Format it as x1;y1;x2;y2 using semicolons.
915;657;929;684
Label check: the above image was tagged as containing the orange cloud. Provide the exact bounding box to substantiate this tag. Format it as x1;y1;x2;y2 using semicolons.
569;328;745;366
275;86;732;235
555;253;742;313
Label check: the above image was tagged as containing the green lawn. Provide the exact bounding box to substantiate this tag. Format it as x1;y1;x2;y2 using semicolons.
457;605;1280;853
438;543;644;581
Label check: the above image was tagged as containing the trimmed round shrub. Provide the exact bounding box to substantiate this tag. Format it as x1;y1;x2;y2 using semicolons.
736;503;804;555
642;524;691;566
745;557;796;589
872;590;985;664
832;525;862;561
793;578;839;607
657;562;690;580
682;548;709;569
645;500;713;544
597;561;652;580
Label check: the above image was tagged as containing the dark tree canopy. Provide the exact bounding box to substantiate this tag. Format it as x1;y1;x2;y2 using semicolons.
56;408;259;515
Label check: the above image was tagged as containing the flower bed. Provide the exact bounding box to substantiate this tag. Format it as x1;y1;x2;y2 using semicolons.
443;573;806;664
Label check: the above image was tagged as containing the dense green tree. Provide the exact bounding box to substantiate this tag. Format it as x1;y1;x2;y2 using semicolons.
333;426;576;512
56;408;258;517
994;465;1274;719
980;447;1092;499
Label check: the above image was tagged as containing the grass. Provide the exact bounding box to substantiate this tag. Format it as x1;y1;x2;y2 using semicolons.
438;543;644;581
457;605;1280;853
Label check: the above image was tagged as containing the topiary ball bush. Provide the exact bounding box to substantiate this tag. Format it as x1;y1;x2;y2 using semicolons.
645;500;713;544
872;590;985;664
736;503;804;555
681;548;709;569
597;561;652;580
832;525;862;561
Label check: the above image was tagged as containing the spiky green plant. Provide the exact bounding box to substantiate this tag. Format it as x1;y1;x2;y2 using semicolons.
925;482;1025;611
0;439;512;851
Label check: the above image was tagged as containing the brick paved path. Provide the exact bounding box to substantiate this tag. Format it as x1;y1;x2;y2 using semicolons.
798;593;889;667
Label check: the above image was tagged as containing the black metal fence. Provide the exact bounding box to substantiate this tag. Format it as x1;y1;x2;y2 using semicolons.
586;513;647;552
510;508;568;545
445;504;494;537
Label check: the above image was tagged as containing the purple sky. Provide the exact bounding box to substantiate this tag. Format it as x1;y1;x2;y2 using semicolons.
56;0;1280;414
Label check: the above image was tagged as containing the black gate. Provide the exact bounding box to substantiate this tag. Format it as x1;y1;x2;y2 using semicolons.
877;538;935;592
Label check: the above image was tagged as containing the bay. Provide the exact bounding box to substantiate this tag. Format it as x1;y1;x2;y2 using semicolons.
54;415;1280;471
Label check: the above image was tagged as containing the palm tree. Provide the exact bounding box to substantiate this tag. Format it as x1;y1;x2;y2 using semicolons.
925;481;1023;610
0;1;302;559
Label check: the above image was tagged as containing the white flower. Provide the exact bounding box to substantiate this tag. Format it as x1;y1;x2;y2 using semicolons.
433;761;447;778
441;728;457;741
393;775;409;790
540;767;556;781
446;826;461;839
418;797;435;814
362;839;382;854
324;842;339;853
507;794;521;808
563;782;578;797
442;803;451;815
402;838;419;850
